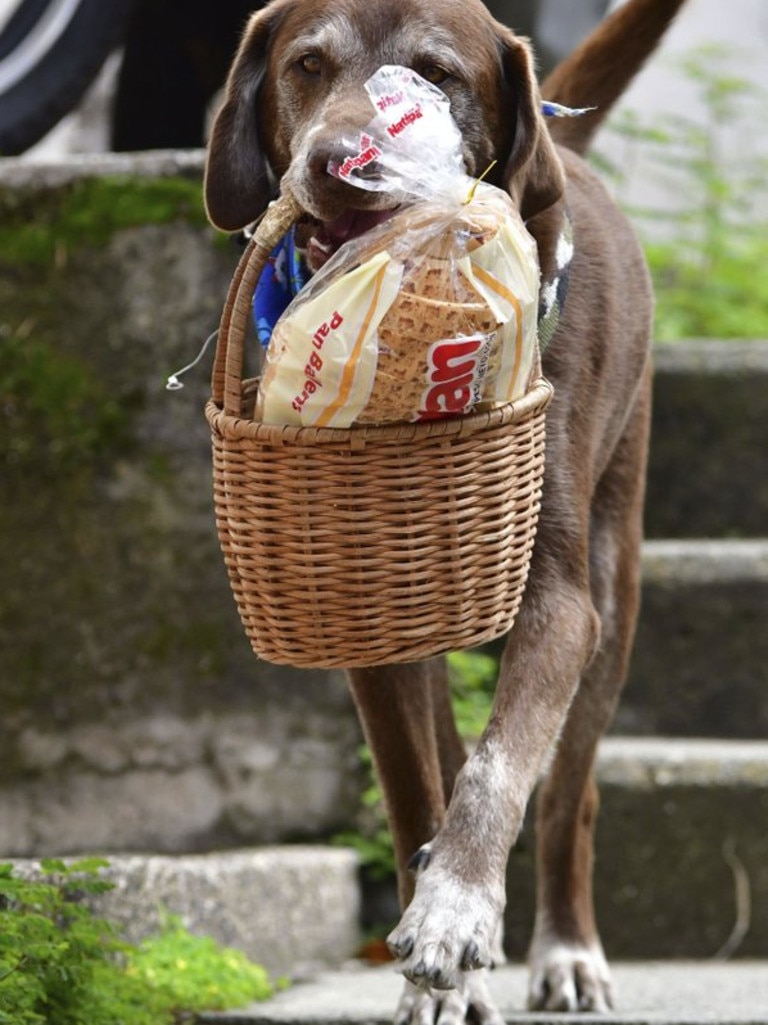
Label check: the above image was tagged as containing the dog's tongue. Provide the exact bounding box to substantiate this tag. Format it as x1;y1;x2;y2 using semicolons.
306;207;396;271
321;208;394;248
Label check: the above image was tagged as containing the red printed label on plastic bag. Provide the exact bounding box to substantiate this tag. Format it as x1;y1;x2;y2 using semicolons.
289;311;344;414
336;134;382;180
418;334;493;419
385;103;423;138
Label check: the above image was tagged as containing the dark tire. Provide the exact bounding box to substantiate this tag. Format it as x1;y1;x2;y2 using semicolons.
0;0;137;155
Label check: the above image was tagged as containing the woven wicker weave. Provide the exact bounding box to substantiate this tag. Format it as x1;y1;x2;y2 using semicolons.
205;192;553;668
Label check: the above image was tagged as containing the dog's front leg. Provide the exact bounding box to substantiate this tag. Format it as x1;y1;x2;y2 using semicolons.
387;566;600;994
347;658;466;909
350;660;510;1024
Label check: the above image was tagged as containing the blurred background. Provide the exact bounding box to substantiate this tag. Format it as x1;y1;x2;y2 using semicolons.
0;0;609;157
3;0;767;237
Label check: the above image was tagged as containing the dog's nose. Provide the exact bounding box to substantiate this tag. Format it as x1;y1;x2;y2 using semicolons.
307;142;335;179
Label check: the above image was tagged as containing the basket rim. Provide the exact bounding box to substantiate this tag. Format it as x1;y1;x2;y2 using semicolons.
206;374;553;447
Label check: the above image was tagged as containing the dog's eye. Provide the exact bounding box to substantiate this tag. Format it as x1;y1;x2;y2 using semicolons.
298;53;322;76
419;64;450;86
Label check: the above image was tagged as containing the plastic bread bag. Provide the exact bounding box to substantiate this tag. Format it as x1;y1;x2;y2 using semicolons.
256;65;541;427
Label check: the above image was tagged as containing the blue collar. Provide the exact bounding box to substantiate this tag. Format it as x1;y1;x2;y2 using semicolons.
252;226;310;348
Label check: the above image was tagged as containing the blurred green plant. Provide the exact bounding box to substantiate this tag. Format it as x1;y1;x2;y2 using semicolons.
595;44;768;340
126;914;277;1015
447;649;498;738
332;744;397;882
0;858;278;1025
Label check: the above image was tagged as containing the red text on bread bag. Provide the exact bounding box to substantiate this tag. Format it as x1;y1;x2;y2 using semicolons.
291;311;344;413
417;334;493;419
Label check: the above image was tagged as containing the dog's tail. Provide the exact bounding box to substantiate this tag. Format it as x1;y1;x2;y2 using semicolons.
540;0;687;155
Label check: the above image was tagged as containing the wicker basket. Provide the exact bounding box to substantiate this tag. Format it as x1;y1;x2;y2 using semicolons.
205;193;553;668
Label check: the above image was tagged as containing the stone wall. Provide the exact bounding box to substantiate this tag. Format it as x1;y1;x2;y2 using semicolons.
0;153;364;857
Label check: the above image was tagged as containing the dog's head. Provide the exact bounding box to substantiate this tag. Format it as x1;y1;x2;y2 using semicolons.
204;0;564;258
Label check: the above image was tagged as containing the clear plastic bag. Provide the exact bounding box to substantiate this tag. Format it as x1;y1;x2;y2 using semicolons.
257;66;540;427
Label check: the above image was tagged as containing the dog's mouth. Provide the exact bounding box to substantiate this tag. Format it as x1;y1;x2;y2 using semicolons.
297;207;398;272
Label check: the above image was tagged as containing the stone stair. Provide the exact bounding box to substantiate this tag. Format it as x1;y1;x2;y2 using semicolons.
577;340;768;964
621;340;768;741
621;539;768;738
506;737;768;961
199;961;768;1025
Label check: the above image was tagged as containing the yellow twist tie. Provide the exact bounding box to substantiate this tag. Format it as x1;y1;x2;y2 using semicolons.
464;160;498;204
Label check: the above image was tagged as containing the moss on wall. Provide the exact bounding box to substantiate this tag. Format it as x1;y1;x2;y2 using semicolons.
0;176;210;265
0;174;226;475
0;175;241;739
1;331;133;473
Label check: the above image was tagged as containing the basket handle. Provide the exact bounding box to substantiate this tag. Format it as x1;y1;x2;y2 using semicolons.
211;191;304;415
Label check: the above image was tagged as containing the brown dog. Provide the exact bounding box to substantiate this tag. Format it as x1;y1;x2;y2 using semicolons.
205;0;686;1020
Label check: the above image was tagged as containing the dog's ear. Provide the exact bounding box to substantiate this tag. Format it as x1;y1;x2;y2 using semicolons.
204;5;285;231
497;29;565;222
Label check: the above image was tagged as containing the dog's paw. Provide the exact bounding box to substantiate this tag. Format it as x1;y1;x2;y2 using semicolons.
528;940;614;1012
394;973;505;1025
387;845;505;991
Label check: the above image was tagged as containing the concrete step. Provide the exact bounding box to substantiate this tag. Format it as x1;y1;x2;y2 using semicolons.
503;738;768;961
621;539;768;738
646;340;768;539
199;961;768;1025
11;739;766;977
12;847;362;981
